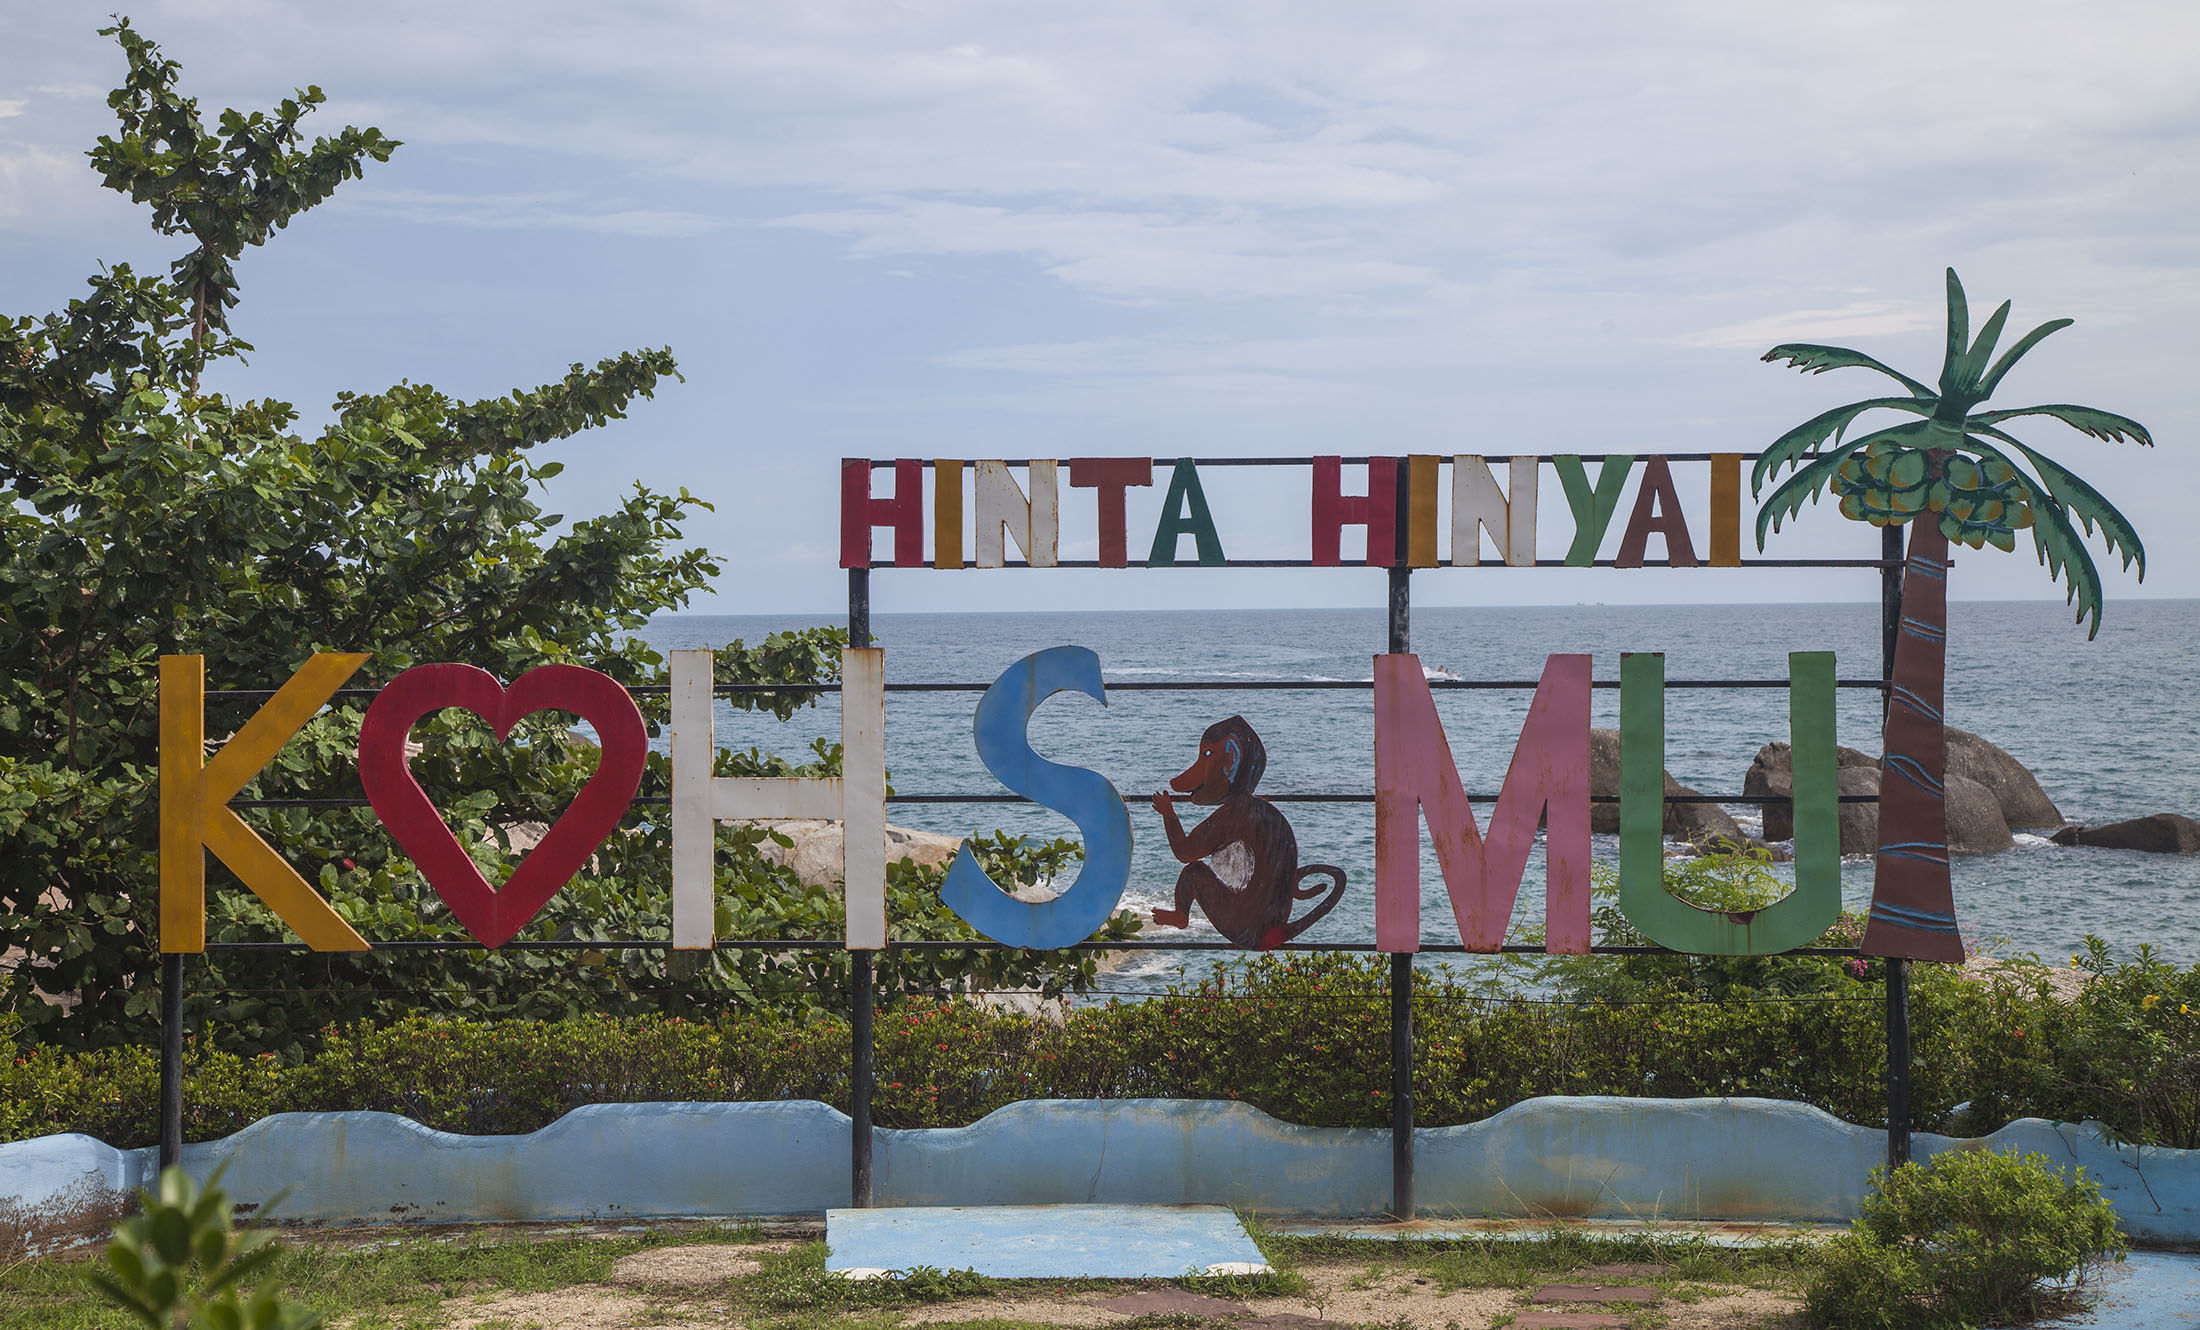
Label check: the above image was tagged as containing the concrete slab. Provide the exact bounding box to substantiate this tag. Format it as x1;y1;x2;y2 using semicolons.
825;1203;1272;1280
1989;1250;2200;1330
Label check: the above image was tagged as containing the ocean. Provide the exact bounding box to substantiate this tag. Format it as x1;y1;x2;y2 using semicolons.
646;600;2200;976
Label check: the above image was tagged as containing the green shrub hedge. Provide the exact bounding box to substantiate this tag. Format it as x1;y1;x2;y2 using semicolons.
5;947;2194;1150
1804;1148;2126;1329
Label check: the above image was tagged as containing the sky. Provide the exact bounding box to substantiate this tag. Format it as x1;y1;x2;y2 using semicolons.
3;1;2196;617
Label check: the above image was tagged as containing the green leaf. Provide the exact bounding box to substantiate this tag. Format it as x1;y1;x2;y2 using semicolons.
1751;396;1931;494
1970;402;2154;448
1756;420;1933;547
149;1205;192;1265
1954;298;2011;398
1938;268;1970;396
1977;318;2073;396
1760;344;1933;399
1959;432;2109;637
1973;425;2146;578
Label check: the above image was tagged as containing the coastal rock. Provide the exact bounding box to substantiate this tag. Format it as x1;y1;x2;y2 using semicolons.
1942;771;2014;855
1589;729;1625;834
1744;741;1877;842
1827;766;1884;856
1665;775;1751;849
1745;731;2035;855
1944;727;2063;829
736;819;964;888
2050;813;2200;853
1588;729;1759;851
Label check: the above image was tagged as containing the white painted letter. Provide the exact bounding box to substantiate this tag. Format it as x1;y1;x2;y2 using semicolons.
975;460;1059;567
671;647;887;950
1450;455;1538;567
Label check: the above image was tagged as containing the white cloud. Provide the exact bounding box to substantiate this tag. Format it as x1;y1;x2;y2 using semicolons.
6;0;2197;609
350;189;722;238
1671;301;1943;352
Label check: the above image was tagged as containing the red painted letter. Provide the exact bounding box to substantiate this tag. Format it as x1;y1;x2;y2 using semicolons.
1068;458;1154;567
1311;456;1399;566
1374;653;1592;954
1613;456;1699;568
840;458;925;568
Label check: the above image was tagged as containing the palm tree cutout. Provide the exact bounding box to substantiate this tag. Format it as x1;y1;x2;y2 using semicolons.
1754;270;2150;962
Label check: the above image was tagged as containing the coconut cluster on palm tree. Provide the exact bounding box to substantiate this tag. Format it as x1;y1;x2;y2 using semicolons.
1754;270;2150;961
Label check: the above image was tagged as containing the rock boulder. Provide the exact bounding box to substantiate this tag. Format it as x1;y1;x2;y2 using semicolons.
1944;727;2063;829
2050;813;2200;853
737;819;964;889
1943;770;2014;855
1743;738;2014;855
1744;741;1878;842
1588;728;1759;852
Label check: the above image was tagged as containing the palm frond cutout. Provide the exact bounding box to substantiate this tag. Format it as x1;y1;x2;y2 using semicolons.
1937;268;1970;396
1761;344;1934;399
1952;299;2012;394
1961;433;2109;637
1977;318;2072;397
1752;396;1931;492
1970;403;2154;448
1972;425;2147;578
1754;420;1930;547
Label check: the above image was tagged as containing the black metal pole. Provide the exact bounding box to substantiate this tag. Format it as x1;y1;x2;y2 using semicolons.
851;953;876;1206
1879;523;1912;1169
1386;466;1415;1218
159;952;184;1170
1389;951;1414;1219
1881;525;1903;698
1886;957;1911;1168
848;565;875;1206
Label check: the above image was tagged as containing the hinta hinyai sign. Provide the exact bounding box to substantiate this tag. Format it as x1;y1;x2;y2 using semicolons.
161;454;1862;962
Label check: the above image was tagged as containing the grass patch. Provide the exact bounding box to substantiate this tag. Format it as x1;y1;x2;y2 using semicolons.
0;1221;772;1330
1267;1225;1821;1299
1;1217;1826;1330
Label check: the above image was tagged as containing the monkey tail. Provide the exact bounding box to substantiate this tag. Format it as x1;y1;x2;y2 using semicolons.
1278;865;1347;943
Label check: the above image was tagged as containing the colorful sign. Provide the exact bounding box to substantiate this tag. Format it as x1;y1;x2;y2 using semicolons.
842;455;1750;568
159;644;1844;959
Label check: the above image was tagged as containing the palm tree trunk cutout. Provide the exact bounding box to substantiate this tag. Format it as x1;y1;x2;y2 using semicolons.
1863;515;1962;961
1755;269;2153;964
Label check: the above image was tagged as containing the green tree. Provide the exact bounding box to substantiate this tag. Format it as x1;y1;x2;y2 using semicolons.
1753;270;2149;962
0;22;1123;1056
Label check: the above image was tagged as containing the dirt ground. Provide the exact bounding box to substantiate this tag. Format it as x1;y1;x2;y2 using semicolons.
320;1231;1808;1330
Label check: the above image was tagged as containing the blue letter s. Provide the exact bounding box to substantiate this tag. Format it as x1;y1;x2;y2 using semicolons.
938;646;1133;948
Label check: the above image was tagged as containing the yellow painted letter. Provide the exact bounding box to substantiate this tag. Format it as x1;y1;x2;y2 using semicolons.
160;654;372;953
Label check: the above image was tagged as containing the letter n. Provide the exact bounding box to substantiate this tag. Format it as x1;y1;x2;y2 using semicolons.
160;654;373;952
1374;653;1591;953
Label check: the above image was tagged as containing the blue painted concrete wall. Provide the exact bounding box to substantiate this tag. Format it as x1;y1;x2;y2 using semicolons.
4;1098;2194;1246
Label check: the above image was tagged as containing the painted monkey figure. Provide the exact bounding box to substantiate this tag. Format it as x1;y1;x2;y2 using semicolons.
1149;715;1347;950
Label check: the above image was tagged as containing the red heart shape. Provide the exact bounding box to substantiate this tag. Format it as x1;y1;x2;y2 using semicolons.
359;664;647;948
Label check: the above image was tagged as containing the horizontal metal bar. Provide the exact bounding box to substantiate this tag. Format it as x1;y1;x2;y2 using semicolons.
208;676;1896;700
230;791;1879;808
194;937;1863;956
872;454;1782;468
865;558;1896;570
